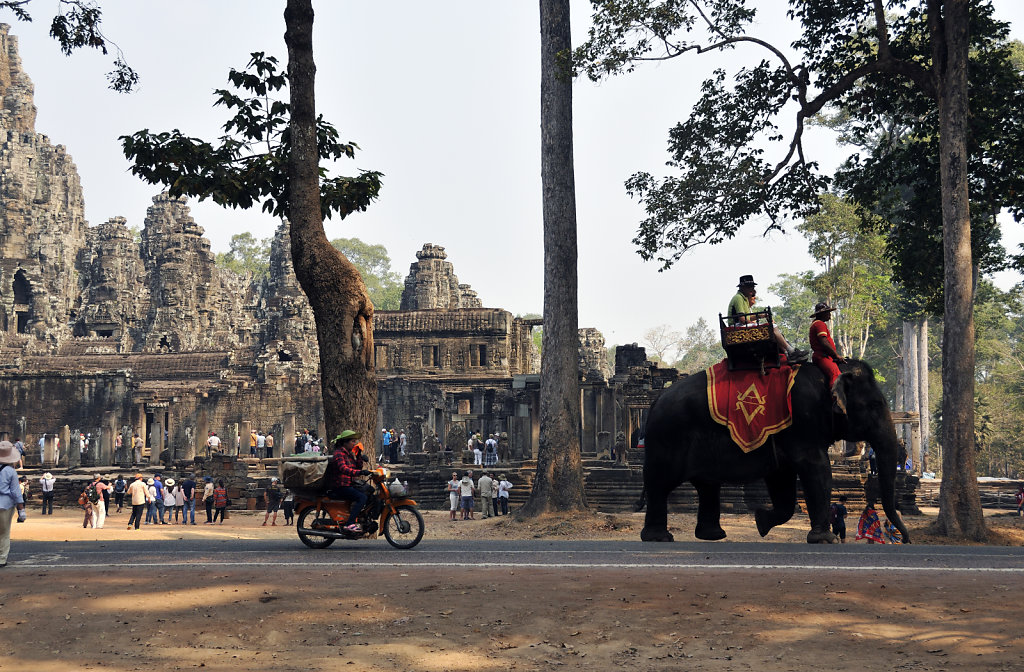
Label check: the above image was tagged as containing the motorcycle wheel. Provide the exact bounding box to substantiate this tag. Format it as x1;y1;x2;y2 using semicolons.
297;507;336;549
383;505;424;549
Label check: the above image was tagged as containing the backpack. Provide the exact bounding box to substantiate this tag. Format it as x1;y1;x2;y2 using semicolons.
828;502;841;525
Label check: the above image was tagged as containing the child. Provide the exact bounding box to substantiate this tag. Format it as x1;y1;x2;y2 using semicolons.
829;495;848;543
282;488;294;525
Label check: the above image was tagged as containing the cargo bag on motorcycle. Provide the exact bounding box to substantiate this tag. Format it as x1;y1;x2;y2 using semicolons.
280;455;330;491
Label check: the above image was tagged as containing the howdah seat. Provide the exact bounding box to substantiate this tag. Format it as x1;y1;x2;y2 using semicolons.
719;307;781;372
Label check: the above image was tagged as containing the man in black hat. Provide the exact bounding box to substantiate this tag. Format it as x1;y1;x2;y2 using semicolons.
728;275;808;362
809;301;845;390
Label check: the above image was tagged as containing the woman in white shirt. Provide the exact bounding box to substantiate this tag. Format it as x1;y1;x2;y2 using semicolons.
446;472;460;521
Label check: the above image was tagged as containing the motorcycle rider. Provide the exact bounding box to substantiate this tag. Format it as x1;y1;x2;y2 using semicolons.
326;430;371;533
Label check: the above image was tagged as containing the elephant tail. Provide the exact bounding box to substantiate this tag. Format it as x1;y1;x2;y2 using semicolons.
634;485;647;512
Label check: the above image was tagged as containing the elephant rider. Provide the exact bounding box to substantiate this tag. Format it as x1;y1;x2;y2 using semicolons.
728;274;809;363
326;430;371;533
809;301;846;413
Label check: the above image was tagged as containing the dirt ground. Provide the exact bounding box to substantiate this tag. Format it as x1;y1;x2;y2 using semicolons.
1;506;1022;671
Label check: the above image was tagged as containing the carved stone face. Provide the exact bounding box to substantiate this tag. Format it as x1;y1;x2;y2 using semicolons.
161;283;183;307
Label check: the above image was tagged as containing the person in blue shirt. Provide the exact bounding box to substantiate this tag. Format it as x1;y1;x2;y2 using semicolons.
0;441;27;568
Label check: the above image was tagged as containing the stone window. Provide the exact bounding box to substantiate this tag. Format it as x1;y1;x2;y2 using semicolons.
420;345;439;368
13;269;30;305
470;344;487;367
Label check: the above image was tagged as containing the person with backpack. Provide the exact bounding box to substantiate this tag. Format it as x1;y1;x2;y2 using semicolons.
829;495;848;543
0;441;27;567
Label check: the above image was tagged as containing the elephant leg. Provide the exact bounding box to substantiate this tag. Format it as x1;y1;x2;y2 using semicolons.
641;480;675;542
797;459;837;544
754;470;797;538
693;480;726;541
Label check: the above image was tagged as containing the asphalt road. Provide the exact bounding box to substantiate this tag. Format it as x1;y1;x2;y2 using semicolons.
9;538;1024;572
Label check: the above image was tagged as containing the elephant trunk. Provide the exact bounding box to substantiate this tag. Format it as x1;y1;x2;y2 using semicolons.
872;422;912;543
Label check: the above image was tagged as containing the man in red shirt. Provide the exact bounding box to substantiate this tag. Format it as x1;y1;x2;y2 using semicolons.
809;302;846;410
326;430;370;533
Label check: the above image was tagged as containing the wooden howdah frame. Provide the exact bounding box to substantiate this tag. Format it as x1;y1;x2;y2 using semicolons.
719;307;782;372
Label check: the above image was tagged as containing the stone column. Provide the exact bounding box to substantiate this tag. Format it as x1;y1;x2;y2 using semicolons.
241;421;252;458
68;429;81;468
166;408;175;461
43;434;57;466
283;413;296;458
137;404;148;463
100;412;115;465
152;421;164;466
195;409;208;460
59;425;71;468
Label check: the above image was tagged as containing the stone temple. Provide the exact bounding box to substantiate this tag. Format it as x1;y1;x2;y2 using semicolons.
0;24;673;477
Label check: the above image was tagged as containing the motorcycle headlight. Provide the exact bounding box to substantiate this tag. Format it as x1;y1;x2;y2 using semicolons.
381;468;390;478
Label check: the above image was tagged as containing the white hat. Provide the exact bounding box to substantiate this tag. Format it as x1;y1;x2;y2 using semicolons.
147;478;155;485
0;442;18;465
270;477;279;482
43;472;54;480
165;478;175;486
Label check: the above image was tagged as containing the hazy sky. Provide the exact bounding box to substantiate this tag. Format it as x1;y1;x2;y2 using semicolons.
8;1;1024;348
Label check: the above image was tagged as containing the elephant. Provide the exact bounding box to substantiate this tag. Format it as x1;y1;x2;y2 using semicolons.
639;359;911;544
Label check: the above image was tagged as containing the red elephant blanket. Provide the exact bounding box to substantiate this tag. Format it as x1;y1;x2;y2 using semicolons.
706;359;798;452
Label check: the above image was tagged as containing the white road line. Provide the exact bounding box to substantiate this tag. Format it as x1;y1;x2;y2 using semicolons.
6;561;1023;572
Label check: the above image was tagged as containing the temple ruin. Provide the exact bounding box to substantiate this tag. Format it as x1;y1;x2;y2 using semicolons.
0;24;669;479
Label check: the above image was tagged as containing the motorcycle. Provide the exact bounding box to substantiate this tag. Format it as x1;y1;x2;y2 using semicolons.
293;467;424;549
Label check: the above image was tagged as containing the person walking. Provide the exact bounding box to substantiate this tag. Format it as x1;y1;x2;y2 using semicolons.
39;472;56;514
1016;485;1024;517
166;479;182;523
265;432;274;459
282;488;294;525
112;474;127;513
459;471;476;520
80;482;94;528
446;472;460;521
87;474;108;529
471;434;482;466
145;478;158;524
125;474;149;530
262;477;282;526
202;476;215;524
181;473;197;525
212;480;228;524
829;495;849;543
0;442;27;568
478;472;494;519
497;475;512;516
153;474;167;524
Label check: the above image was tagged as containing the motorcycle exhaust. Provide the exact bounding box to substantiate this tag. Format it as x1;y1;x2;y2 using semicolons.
296;526;354;539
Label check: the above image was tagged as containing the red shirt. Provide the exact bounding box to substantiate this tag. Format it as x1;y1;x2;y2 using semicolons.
329;449;363;488
809;319;837;358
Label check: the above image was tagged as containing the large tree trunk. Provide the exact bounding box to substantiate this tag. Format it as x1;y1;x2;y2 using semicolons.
902;320;919;472
284;0;377;450
520;0;586;515
917;317;930;473
933;0;985;540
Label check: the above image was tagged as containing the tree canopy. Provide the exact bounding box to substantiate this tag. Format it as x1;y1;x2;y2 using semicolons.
215;232;271;279
329;237;403;310
0;0;138;91
121;52;382;223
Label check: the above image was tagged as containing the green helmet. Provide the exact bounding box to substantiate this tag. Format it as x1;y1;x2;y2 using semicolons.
334;430;361;443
